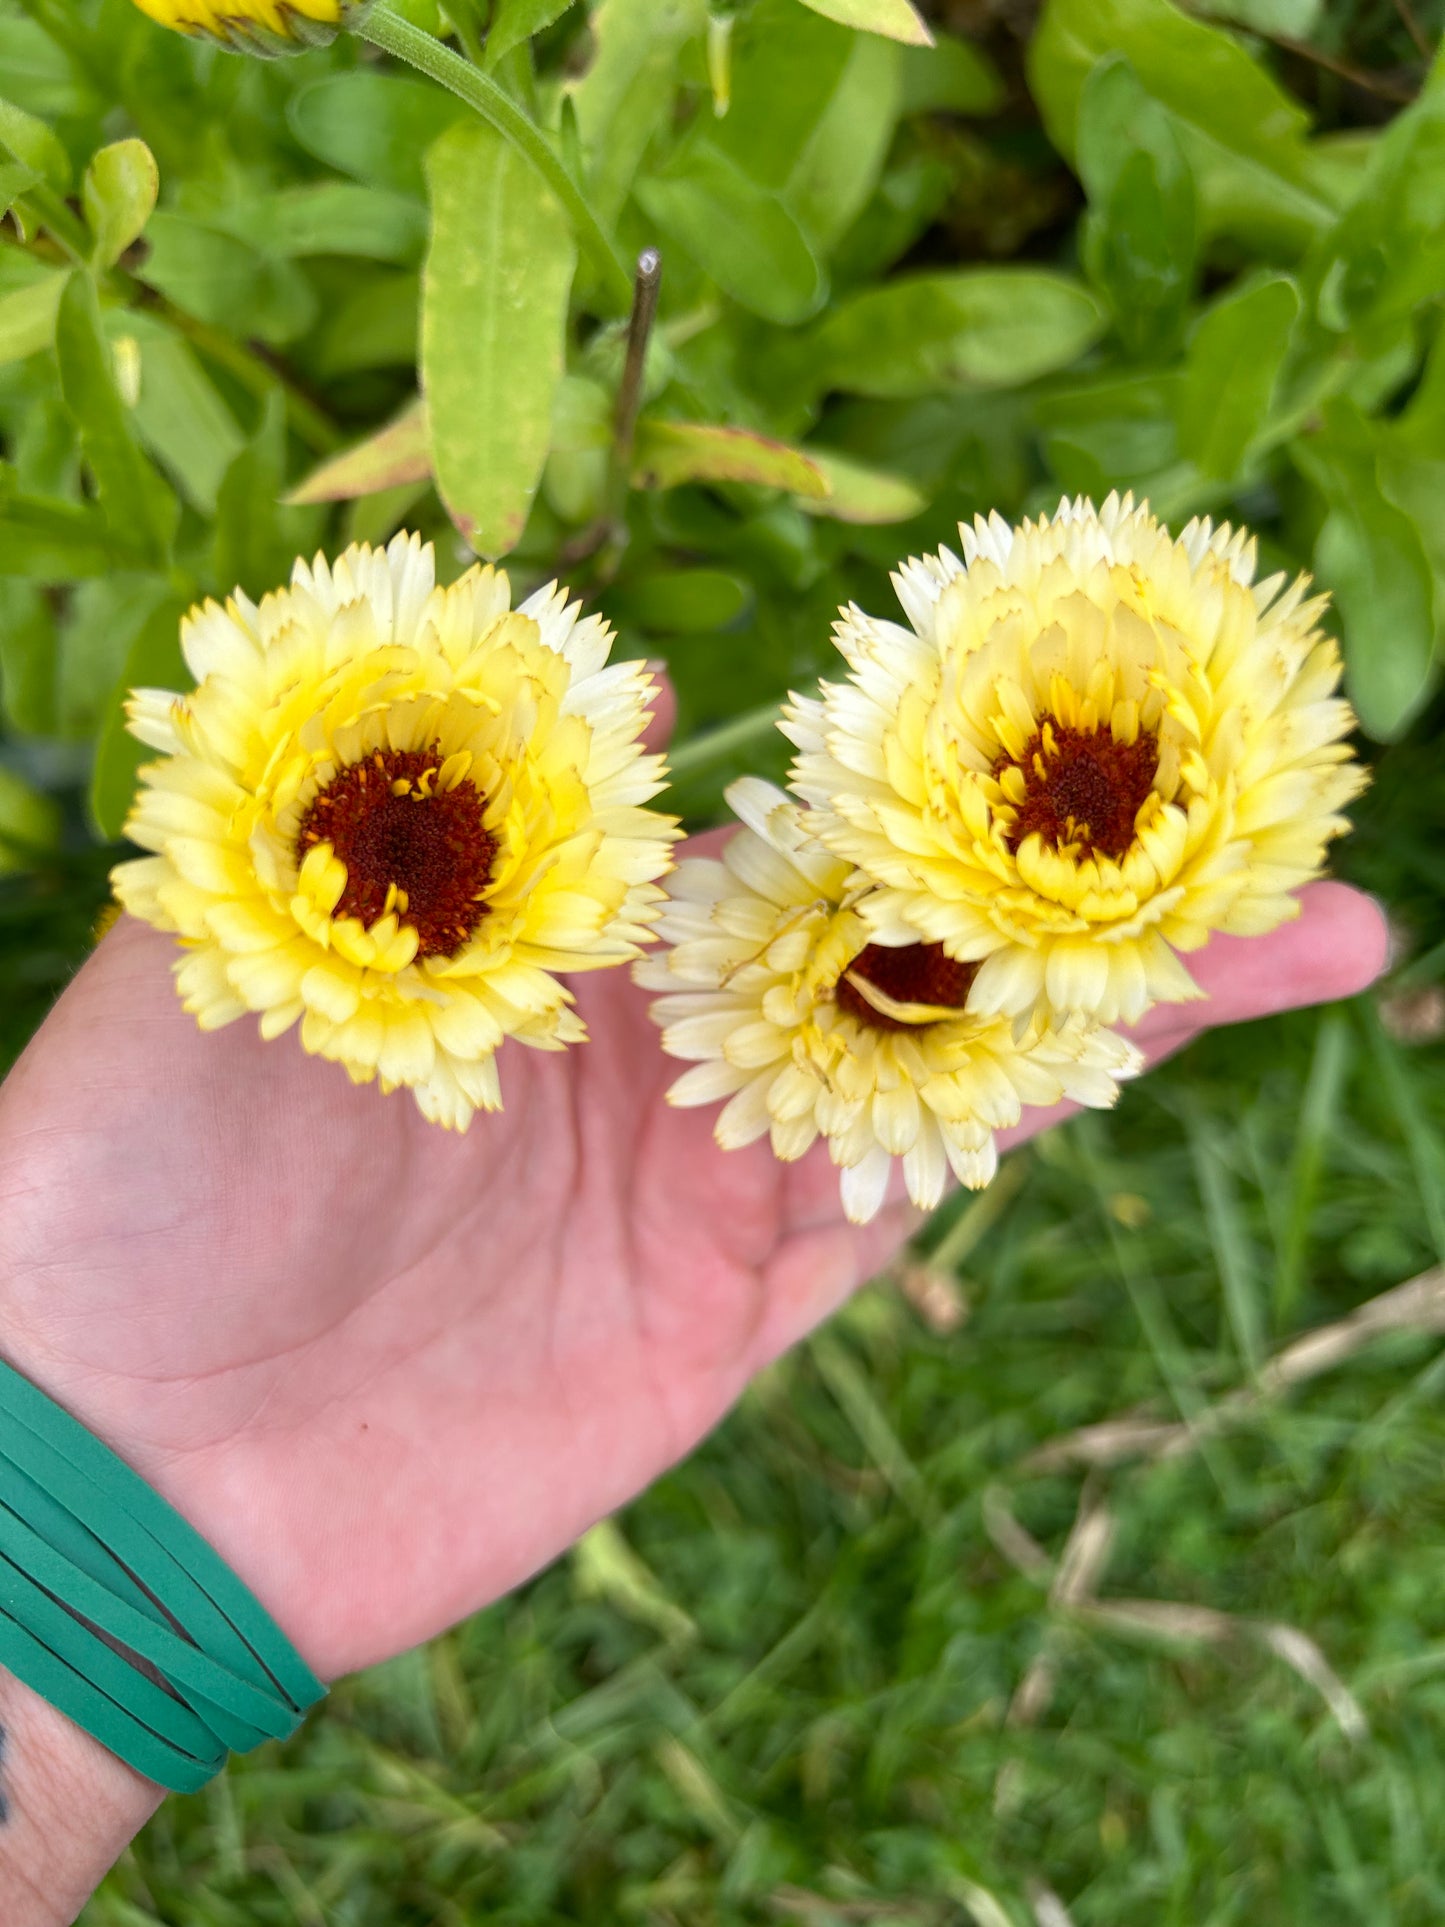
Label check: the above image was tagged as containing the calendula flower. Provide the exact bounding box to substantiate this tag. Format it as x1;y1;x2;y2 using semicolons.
785;494;1367;1026
126;0;360;55
636;780;1140;1224
113;535;676;1129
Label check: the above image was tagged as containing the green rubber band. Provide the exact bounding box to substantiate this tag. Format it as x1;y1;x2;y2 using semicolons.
0;1360;323;1709
0;1540;226;1769
0;1356;327;1791
0;1597;220;1794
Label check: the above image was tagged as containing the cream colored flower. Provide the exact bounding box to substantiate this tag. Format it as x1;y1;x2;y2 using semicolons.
636;779;1140;1224
785;493;1367;1026
113;534;676;1128
127;0;360;54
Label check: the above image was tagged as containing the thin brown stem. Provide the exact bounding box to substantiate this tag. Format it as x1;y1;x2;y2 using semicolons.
1390;0;1432;61
606;247;663;528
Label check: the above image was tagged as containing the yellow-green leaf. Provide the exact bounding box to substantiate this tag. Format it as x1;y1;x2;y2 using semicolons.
287;401;429;504
632;419;828;496
422;121;576;558
83;139;159;271
799;448;927;522
796;0;932;45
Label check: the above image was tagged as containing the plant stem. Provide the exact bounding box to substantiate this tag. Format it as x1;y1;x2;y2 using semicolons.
358;8;634;311
603;248;662;532
667;702;784;782
437;0;486;67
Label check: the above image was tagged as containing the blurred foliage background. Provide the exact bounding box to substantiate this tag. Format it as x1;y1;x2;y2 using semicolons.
2;0;1445;1917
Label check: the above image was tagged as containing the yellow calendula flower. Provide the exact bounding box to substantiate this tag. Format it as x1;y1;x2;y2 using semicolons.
636;779;1140;1225
113;534;677;1128
127;0;360;55
785;494;1367;1026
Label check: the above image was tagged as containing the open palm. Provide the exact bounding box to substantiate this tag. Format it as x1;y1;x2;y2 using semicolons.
0;874;1387;1681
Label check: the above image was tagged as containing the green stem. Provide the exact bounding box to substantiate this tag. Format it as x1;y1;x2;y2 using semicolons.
358;8;633;311
437;0;486;69
667;702;784;782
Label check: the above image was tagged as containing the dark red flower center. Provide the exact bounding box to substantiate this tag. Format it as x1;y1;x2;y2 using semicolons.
296;745;497;960
998;719;1158;862
835;942;977;1033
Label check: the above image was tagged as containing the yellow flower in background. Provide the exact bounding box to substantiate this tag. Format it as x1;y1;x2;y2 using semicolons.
113;535;677;1129
127;0;360;55
785;494;1367;1027
636;780;1140;1225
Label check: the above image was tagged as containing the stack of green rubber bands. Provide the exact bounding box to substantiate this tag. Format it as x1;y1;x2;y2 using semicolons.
0;1358;325;1791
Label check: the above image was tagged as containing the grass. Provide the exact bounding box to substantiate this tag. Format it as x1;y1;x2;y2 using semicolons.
55;750;1445;1920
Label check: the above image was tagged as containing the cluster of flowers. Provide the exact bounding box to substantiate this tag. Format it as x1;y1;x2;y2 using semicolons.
638;494;1366;1222
115;498;1364;1221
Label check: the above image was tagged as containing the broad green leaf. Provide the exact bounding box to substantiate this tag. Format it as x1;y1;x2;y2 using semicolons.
0;160;38;219
1176;274;1298;479
311;273;419;379
288;401;430;504
633;420;828;496
288;73;467;196
1077;57;1197;357
90;594;190;841
117;312;245;516
141;214;317;347
82;139;158;270
796;0;932;43
0;97;70;191
213;391;320;600
569;0;707;226
0;269;64;366
1029;0;1333;252
221;184;428;266
1193;0;1320;27
898;32;1005;116
1310;65;1445;338
1040;370;1182;497
0;764;59;868
811;268;1105;397
0;580;56;734
485;0;576;68
609;568;753;633
59;575;170;740
54;274;177;569
423;120;576;558
786;32;902;252
1294;401;1437;741
799;448;927;522
0;469;133;580
637;147;826;325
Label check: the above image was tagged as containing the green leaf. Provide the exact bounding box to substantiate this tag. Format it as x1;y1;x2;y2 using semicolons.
799;447;927;522
633;419;828;496
140;215;317;347
1176;274;1299;479
54;274;177;570
0;764;59;870
0;580;56;734
0;96;70;192
90;594;190;842
423;119;577;558
811;268;1105;397
221;183;428;266
796;0;932;43
898;32;1005;116
609;568;753;634
288;401;430;504
59;575;171;740
568;0;708;226
0;469;133;580
1077;56;1197;357
310;273;419;379
1310;65;1445;338
1293;401;1437;741
212;390;321;601
637;146;826;325
485;0;576;68
1028;0;1333;252
288;73;468;196
0;269;65;366
117;312;245;517
0;160;39;219
82;138;159;271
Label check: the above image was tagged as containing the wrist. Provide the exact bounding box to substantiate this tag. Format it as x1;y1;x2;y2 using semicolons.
0;1668;160;1926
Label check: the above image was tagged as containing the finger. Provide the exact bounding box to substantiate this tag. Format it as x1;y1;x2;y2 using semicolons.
1132;880;1389;1046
